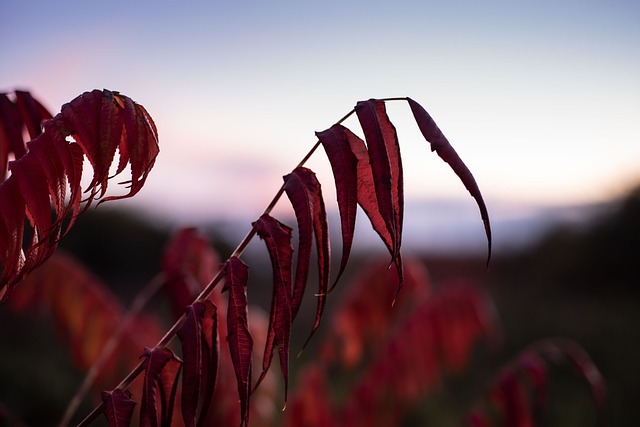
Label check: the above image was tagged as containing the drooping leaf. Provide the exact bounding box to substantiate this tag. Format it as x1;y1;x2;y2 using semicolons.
253;214;293;403
354;99;403;267
283;166;330;345
140;347;182;427
342;127;393;254
406;97;492;263
222;256;253;427
0;89;159;301
177;300;220;427
102;389;136;427
316;125;359;290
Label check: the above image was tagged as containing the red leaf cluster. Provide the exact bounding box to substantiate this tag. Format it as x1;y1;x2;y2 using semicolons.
1;93;497;425
467;339;606;427
97;229;276;427
0;89;159;300
286;258;501;427
9;252;163;388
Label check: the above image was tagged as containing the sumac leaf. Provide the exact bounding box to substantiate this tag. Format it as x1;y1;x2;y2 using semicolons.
316;125;358;290
283;167;330;345
0;89;159;301
140;347;182;427
177;300;219;427
406;97;491;263
222;256;253;427
343;127;393;254
102;389;136;427
253;214;293;403
354;99;403;266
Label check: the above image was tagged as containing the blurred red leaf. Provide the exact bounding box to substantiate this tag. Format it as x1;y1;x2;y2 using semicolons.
0;90;53;177
9;251;162;389
162;227;220;320
466;338;606;427
285;366;335;427
283;166;330;346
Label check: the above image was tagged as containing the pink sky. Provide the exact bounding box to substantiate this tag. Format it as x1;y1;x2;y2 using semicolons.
3;1;639;234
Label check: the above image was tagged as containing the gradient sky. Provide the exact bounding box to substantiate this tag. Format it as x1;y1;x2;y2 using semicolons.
2;1;639;230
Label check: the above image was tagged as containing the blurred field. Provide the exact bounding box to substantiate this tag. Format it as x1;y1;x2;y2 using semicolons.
1;186;638;426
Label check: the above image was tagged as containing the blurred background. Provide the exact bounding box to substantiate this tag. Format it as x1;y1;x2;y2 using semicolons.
1;0;638;425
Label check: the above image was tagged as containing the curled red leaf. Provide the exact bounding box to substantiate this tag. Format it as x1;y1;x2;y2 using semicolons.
283;167;330;345
177;300;220;427
354;100;403;266
407;97;491;263
253;214;293;404
467;338;606;426
222;256;253;427
0;89;159;301
316;125;358;290
140;347;182;427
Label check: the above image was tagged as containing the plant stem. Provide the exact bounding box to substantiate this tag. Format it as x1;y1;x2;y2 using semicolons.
59;272;168;427
75;106;357;426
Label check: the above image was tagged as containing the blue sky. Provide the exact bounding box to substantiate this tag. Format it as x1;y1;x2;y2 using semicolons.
2;1;639;240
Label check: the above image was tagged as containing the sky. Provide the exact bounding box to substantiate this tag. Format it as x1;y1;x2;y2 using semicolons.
2;0;639;250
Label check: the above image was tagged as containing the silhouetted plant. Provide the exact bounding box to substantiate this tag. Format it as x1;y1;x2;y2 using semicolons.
0;89;603;426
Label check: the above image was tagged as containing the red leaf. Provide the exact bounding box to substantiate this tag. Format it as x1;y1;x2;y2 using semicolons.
0;93;27;166
344;126;404;291
162;228;220;320
407;97;492;263
177;300;220;427
253;214;293;403
222;256;253;427
102;389;136;427
140;347;182;427
1;90;51;176
354;99;403;266
0;89;159;301
316;125;358;290
342;127;393;254
14;90;53;141
283;167;330;345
